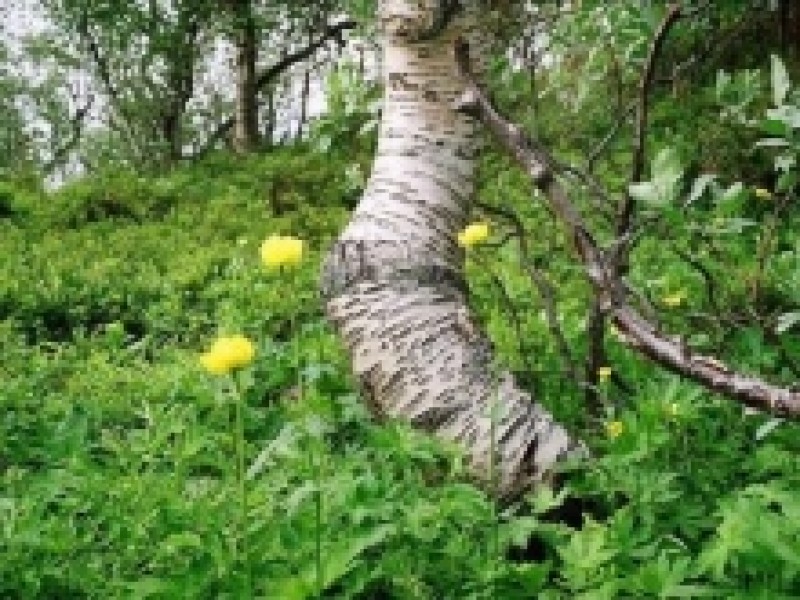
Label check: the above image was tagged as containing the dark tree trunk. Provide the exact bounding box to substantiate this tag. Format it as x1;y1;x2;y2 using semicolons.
232;0;260;153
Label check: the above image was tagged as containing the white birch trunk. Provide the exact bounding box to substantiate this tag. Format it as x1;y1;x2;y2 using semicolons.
320;0;584;498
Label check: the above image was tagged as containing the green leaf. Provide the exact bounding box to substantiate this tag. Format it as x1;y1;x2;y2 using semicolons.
322;524;395;587
766;105;800;130
776;169;797;191
755;418;784;441
760;118;788;136
771;54;791;106
629;181;660;205
652;147;684;183
629;148;685;207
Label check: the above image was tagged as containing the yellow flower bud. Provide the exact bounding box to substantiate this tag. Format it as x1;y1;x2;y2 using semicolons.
200;350;231;375
457;222;490;248
200;335;255;375
260;235;304;268
605;420;623;439
598;366;612;383
662;290;686;308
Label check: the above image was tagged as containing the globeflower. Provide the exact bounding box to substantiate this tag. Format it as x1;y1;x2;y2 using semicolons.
260;235;304;268
457;222;489;248
598;366;612;383
605;420;623;439
200;335;255;375
662;290;686;308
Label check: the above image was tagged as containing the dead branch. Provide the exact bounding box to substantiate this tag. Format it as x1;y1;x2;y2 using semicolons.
587;4;684;412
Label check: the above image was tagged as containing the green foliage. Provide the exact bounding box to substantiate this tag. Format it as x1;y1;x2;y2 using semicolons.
4;128;798;596
3;2;800;598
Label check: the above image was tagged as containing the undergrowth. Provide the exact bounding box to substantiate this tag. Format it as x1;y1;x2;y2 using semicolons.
1;139;799;598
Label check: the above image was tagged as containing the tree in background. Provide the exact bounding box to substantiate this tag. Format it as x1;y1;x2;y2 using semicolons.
0;43;36;181
23;0;355;174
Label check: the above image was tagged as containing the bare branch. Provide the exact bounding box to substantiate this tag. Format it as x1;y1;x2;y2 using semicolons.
455;37;800;419
614;3;685;269
42;95;95;174
587;4;684;412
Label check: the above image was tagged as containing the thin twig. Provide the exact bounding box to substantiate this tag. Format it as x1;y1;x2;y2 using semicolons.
615;3;685;264
476;201;581;385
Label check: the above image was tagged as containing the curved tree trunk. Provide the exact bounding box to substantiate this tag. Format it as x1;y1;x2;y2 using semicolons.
320;0;583;499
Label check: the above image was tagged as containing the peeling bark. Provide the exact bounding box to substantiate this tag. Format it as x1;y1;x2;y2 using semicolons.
320;0;584;499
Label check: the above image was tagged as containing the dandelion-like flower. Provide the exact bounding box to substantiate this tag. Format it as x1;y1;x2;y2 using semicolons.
605;420;623;439
200;335;255;375
754;188;772;201
598;366;612;383
457;222;489;248
662;290;686;308
260;235;304;268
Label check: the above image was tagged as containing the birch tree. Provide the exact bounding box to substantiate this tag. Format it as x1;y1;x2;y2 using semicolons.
321;0;800;500
320;0;585;500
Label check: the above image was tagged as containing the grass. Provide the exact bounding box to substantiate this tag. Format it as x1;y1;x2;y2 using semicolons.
1;147;799;598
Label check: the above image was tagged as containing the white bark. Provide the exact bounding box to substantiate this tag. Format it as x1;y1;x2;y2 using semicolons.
320;0;584;498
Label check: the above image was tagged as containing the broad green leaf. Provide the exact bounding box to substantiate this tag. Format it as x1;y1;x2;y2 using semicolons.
652;147;684;184
775;169;797;194
760;117;788;136
720;181;745;206
323;524;395;587
629;181;659;205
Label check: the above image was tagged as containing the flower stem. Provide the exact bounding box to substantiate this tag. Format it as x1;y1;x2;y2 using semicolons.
232;376;250;594
315;454;323;597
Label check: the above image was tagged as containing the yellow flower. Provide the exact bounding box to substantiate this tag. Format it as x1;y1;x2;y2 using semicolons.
200;335;255;375
662;290;686;308
260;235;304;268
457;222;489;248
605;420;623;439
754;187;772;201
598;366;612;383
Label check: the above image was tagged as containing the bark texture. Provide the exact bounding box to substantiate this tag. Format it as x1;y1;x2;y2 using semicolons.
320;0;584;499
